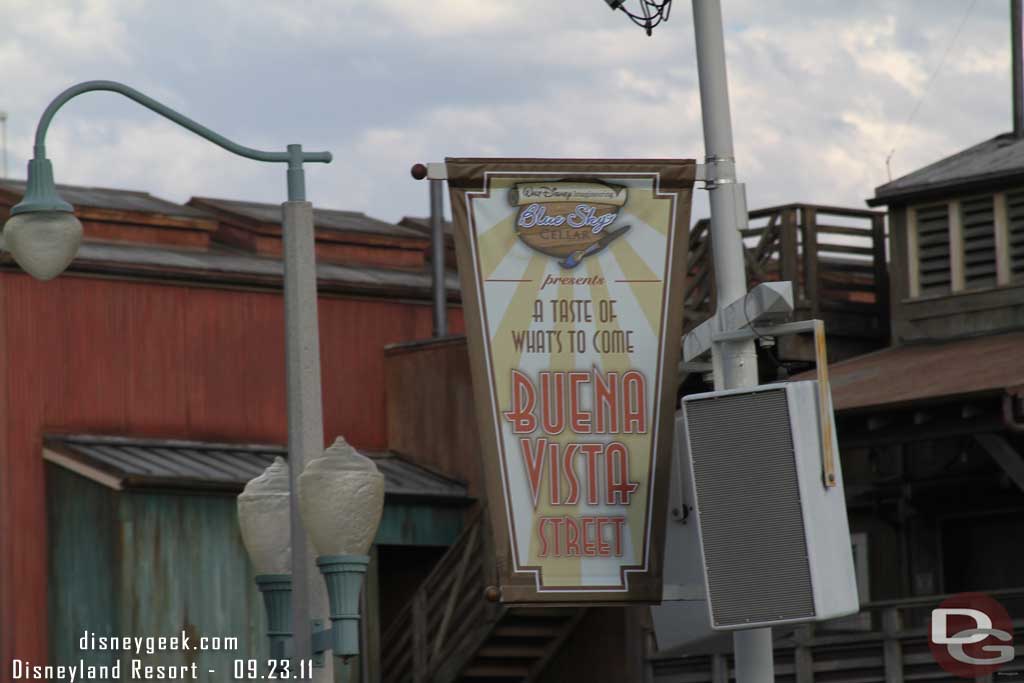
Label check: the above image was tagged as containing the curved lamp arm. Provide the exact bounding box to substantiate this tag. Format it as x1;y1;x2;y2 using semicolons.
34;80;331;164
31;80;331;201
4;79;334;280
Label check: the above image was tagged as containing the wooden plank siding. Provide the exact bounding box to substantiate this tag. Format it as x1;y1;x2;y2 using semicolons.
889;200;1024;343
383;337;485;499
0;270;463;668
47;465;268;681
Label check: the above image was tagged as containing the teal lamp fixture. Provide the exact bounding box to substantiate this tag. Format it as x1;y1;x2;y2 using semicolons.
237;458;294;660
17;80;339;674
239;440;384;664
3;156;82;280
298;437;384;659
2;80;331;281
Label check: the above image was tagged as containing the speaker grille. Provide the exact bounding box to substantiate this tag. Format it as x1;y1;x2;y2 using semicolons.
687;389;815;627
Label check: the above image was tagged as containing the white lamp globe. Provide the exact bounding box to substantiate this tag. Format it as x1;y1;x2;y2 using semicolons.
237;457;292;575
298;437;385;557
4;211;83;281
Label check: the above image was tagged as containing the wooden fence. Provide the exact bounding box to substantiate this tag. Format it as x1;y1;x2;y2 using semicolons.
651;587;1024;682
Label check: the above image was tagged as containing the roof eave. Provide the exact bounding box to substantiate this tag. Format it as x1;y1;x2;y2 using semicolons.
869;169;1024;207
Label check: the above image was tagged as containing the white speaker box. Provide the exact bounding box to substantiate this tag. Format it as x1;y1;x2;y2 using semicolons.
681;380;858;630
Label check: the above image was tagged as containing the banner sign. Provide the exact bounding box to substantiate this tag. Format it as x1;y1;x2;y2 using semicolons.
447;158;695;603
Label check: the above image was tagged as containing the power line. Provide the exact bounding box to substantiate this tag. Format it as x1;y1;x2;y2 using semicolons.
885;0;978;181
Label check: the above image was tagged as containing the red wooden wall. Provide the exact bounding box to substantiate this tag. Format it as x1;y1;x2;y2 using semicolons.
0;271;463;666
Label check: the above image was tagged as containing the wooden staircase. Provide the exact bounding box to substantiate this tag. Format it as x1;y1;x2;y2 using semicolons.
381;509;586;683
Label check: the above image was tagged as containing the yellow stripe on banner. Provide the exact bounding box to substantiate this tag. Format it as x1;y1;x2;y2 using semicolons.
607;238;664;336
479;212;521;280
622;187;671;235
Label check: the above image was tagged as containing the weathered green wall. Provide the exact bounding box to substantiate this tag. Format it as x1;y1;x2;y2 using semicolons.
47;466;121;670
48;467;268;681
48;466;465;683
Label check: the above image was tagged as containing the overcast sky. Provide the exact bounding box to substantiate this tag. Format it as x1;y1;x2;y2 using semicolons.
0;0;1016;223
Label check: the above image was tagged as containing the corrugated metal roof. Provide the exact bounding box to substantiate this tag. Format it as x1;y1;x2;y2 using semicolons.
191;197;425;240
0;179;210;219
795;330;1024;412
43;434;471;501
50;240;461;295
871;133;1024;206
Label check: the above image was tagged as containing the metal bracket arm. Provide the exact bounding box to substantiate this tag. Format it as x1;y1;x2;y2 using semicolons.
310;620;331;668
712;318;838;488
32;80;332;166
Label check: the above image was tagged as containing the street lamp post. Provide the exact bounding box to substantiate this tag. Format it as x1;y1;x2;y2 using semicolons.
605;1;773;679
1;80;352;680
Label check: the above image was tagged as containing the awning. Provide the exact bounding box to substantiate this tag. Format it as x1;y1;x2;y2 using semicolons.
43;434;471;502
811;331;1024;413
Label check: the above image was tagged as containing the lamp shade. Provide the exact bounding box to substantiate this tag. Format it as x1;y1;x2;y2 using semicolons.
237;457;292;575
4;211;83;281
4;158;81;281
297;437;384;556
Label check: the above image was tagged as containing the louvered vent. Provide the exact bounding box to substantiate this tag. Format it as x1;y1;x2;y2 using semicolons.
1007;190;1024;281
915;203;951;296
960;196;997;289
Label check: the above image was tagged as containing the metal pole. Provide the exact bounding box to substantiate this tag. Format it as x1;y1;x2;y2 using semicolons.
1;112;7;179
1012;0;1023;137
691;1;771;680
282;145;331;682
430;178;448;337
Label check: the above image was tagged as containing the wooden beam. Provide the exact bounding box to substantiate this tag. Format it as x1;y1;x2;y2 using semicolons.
781;208;799;300
871;212;890;338
995;191;1012;286
802;206;820;316
881;608;904;683
975;433;1024;493
949;199;965;292
906;206;920;298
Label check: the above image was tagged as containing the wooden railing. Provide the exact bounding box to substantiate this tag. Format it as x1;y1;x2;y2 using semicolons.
685;203;889;346
381;509;498;683
651;587;1024;682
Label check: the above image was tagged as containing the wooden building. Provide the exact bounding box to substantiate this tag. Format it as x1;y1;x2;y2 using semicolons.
652;134;1024;682
6;154;1016;682
0;179;466;679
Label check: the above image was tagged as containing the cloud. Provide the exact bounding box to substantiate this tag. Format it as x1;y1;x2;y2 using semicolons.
0;0;1016;226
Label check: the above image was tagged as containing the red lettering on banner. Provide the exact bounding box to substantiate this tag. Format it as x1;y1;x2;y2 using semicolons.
606;442;639;505
505;370;537;433
540;371;566;434
503;368;646;435
548;441;561;505
580;443;602;505
520;437;546;508
594;370;619;433
536;515;629;558
622;370;647;433
561;444;580;505
568;371;591;432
